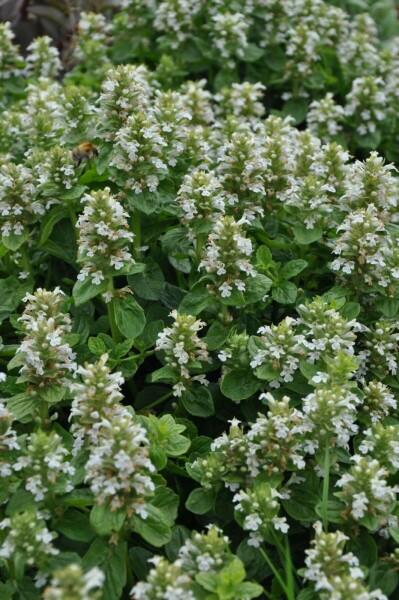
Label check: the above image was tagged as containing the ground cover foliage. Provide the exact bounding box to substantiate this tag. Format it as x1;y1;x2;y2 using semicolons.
2;1;399;598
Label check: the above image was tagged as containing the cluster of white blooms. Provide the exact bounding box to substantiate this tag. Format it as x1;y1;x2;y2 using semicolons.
85;410;155;514
234;481;289;547
302;354;361;452
215;82;266;120
177;169;225;226
153;0;202;49
156;310;210;396
304;521;388;600
73;12;112;67
76;187;135;285
336;455;398;526
43;565;105;600
216;132;267;220
180;79;214;125
16;288;76;387
359;422;399;473
359;380;397;425
190;398;309;490
177;525;231;573
307;93;345;142
13;430;75;502
218;332;251;377
97;64;151;140
0;510;59;584
210;13;249;69
199;215;256;298
0;161;43;239
362;320;399;377
344;76;387;137
297;297;359;362
337;13;380;77
29;146;78;201
26;36;61;79
69;354;125;452
23;78;64;147
330;204;399;295
284;173;334;230
152;90;191;166
0;402;19;478
250;317;304;388
248;395;309;473
0;22;23;80
131;556;195;600
131;525;257;599
110;111;167;194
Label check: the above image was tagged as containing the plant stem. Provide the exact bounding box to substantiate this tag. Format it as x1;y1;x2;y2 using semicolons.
20;244;32;276
131;211;141;255
68;206;77;228
322;438;330;532
107;279;122;343
144;391;173;411
271;533;297;600
259;547;290;599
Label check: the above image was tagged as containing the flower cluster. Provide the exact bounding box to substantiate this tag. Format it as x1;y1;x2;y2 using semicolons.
199;215;257;298
303;521;387;600
76;187;135;285
15;288;76;391
156;310;210;396
14;430;75;502
85;410;155;514
43;565;105;600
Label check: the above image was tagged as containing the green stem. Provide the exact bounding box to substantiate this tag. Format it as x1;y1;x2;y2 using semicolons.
272;533;296;600
121;350;155;362
68;206;77;228
144;391;173;411
322;438;330;532
107;279;122;343
131;211;141;255
20;244;32;276
259;547;290;598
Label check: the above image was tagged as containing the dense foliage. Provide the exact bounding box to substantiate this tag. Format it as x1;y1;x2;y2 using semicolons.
2;1;399;599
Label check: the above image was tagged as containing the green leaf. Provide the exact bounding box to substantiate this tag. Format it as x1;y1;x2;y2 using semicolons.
6;393;35;422
282;98;308;125
73;277;108;306
83;539;127;600
90;504;126;536
293;224;323;245
205;321;231;351
181;386;214;417
179;286;213;315
39;205;68;244
113;294;146;339
185;487;215;515
241;43;265;62
151;487;179;526
256;245;273;268
149;365;177;384
369;563;398;596
131;504;171;547
128;257;165;301
55;509;95;542
2;228;29;251
88;336;107;355
221;369;261;401
244;274;273;304
280;259;308;279
0;276;32;324
272;281;297;304
126;190;160;215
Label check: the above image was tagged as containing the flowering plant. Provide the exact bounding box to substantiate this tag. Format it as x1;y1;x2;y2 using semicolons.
1;2;399;599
